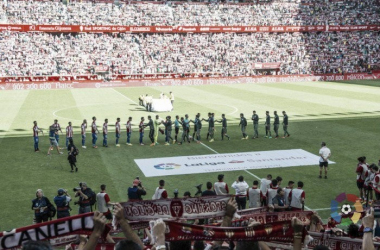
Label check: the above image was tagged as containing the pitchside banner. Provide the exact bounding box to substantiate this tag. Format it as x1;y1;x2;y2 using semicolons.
0;24;379;33
135;149;335;177
0;213;96;250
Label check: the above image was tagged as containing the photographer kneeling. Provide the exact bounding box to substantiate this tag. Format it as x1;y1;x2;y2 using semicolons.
74;182;94;214
54;188;71;218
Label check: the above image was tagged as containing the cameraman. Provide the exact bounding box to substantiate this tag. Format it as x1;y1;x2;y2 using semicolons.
54;188;71;218
75;182;94;214
127;178;147;201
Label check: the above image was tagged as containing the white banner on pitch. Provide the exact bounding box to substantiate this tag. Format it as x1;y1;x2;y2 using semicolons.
135;149;335;177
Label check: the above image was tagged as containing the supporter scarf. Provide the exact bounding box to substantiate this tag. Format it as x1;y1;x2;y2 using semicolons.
164;220;307;243
127;210;313;230
121;195;231;221
231;211;313;226
0;213;110;250
307;232;380;249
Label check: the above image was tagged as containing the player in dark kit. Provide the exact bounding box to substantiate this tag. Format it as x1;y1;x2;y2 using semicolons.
282;111;290;138
163;116;173;145
191;113;200;142
265;111;272;139
216;114;230;140
239;113;248;140
184;114;191;142
178;117;190;145
252;110;259;139
203;113;215;142
139;117;145;146
174;115;180;144
190;113;202;143
144;116;154;145
273;111;280;138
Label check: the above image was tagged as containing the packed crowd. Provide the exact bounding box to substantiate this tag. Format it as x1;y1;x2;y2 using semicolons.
27;171;379;250
1;31;379;77
1;0;379;26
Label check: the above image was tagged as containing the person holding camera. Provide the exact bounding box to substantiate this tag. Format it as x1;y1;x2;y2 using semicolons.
67;138;78;172
54;188;71;218
32;189;52;223
74;182;94;214
128;178;147;201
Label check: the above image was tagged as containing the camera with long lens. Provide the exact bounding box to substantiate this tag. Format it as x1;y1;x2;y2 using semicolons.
194;184;203;196
136;176;142;187
72;182;83;192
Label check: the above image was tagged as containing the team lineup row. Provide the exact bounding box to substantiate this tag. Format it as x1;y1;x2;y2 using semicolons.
31;111;290;152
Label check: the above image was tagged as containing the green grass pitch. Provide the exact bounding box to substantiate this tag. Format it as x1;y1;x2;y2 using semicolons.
1;80;380;231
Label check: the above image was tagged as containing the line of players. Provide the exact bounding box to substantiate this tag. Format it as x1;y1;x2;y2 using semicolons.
32;110;290;151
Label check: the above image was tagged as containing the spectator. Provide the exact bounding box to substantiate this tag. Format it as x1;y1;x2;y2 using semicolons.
214;174;229;195
283;180;294;206
266;179;279;206
272;188;289;212
248;180;262;208
289;181;305;211
152;179;168;199
96;184;113;220
356;156;368;201
231;175;249;210
260;174;272;206
202;182;217;196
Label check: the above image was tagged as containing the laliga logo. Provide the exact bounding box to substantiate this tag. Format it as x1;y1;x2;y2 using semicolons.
330;193;363;225
154;163;181;170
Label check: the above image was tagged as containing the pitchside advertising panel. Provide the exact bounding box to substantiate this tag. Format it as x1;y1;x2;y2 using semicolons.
0;24;379;33
1;73;380;91
134;149;335;177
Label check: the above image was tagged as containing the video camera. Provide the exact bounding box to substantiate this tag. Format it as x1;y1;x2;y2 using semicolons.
136;176;142;187
72;182;83;192
194;184;203;196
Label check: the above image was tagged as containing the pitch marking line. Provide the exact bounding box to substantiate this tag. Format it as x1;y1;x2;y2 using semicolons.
199;142;315;211
112;88;139;105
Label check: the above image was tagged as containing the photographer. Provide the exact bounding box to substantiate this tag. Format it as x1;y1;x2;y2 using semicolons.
32;189;52;223
74;182;94;214
67;138;78;172
128;178;147;201
54;188;71;218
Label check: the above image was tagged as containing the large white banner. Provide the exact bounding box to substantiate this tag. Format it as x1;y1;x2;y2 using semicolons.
135;149;335;177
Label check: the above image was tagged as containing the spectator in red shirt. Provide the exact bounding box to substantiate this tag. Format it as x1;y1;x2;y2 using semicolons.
356;156;368;201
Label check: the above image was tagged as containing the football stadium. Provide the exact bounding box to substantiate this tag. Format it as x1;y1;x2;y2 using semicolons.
0;0;380;249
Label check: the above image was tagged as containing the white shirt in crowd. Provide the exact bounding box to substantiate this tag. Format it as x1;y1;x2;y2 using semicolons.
231;181;249;196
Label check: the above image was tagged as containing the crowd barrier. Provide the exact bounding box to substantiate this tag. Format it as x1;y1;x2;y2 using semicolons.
0;24;379;33
1;73;379;91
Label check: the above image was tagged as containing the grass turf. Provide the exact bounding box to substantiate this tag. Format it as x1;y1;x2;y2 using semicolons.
1;80;380;231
